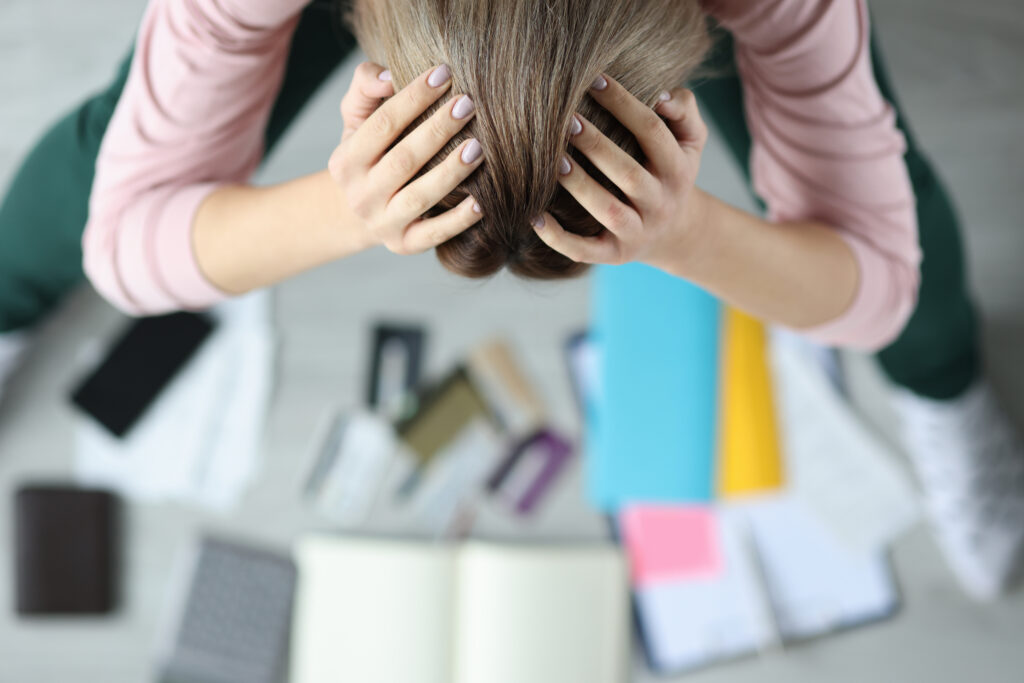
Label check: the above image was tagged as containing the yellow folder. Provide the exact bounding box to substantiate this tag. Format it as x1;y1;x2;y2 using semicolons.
718;307;784;498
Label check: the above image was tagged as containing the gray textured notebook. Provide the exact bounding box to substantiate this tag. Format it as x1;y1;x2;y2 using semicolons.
158;538;296;683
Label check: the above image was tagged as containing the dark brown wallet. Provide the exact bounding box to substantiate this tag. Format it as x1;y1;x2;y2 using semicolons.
14;485;119;615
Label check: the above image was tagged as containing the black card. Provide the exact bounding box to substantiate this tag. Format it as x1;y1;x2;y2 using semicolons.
14;486;119;615
366;323;425;414
70;311;214;437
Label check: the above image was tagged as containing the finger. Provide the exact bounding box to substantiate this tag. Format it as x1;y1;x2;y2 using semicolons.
348;64;453;167
371;92;477;191
340;62;395;142
568;113;658;208
401;196;483;253
387;138;486;225
556;156;641;238
588;73;678;174
531;212;621;264
654;88;708;151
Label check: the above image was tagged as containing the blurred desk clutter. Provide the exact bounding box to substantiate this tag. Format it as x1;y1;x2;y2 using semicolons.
155;537;297;683
8;263;924;682
71;291;275;511
303;334;575;539
584;263;919;675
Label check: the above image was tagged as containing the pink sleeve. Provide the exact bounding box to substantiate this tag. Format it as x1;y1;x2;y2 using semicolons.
84;0;308;315
704;0;921;351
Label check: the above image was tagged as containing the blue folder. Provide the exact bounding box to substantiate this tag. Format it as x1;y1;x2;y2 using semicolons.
586;263;720;510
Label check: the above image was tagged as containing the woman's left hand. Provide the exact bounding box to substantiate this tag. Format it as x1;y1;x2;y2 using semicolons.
531;74;708;268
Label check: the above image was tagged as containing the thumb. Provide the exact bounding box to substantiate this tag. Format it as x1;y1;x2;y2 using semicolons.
340;61;395;142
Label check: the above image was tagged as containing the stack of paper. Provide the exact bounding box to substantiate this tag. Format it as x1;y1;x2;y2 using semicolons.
770;332;920;553
73;291;275;511
304;410;399;527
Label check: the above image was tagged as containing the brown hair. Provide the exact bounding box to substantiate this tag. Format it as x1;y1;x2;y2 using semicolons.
348;0;710;279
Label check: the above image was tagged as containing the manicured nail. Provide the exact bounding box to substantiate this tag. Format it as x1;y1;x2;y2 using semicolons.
559;156;572;175
591;74;608;91
659;90;671;101
428;64;452;87
570;115;583;136
451;94;475;119
461;139;483;163
531;215;545;229
378;69;392;82
472;201;482;214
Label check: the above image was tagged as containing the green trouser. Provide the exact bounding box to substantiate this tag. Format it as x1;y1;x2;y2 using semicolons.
0;1;355;334
0;6;978;400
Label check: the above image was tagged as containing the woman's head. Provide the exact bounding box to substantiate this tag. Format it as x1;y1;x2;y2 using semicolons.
349;0;709;279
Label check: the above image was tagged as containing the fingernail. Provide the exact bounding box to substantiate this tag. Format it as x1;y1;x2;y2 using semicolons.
472;201;482;214
659;90;671;101
428;64;451;87
378;69;392;82
451;94;475;119
558;156;572;175
570;115;583;136
590;75;608;91
461;138;483;163
531;215;545;229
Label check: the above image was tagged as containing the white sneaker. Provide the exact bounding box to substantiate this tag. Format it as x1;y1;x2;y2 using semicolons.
895;380;1024;600
0;329;32;403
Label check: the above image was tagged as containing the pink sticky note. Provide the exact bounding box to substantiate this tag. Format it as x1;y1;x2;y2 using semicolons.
620;505;722;586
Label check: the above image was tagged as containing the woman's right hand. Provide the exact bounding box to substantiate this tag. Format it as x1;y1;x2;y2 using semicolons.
328;62;485;255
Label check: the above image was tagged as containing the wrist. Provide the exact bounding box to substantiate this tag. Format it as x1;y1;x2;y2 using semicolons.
318;170;377;258
643;186;716;279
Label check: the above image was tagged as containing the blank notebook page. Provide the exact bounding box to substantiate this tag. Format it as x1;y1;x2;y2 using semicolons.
290;537;457;683
739;496;897;639
453;543;629;683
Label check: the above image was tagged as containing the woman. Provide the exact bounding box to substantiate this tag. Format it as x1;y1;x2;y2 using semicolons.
0;0;1021;598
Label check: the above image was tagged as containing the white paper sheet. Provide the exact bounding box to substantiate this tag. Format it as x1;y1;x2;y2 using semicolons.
73;291;275;511
769;333;920;553
309;411;398;527
731;496;898;640
406;417;504;536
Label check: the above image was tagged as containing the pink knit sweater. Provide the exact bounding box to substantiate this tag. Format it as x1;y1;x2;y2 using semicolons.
84;0;919;350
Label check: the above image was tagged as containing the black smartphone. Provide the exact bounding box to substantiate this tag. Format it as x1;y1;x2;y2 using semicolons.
70;312;215;437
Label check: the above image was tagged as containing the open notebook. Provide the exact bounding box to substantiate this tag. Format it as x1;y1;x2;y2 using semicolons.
290;536;630;683
627;497;899;674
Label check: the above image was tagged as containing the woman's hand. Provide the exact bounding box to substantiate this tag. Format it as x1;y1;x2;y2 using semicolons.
328;62;486;255
531;74;709;269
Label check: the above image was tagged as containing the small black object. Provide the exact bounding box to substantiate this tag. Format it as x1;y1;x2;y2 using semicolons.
366;323;425;414
14;485;119;615
70;311;214;437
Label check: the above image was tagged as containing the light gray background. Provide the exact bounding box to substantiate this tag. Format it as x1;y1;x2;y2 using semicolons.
1;1;1023;681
